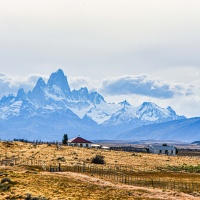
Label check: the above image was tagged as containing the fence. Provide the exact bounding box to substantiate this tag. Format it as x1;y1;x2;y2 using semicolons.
3;157;199;174
0;157;200;194
1;155;200;174
48;164;200;193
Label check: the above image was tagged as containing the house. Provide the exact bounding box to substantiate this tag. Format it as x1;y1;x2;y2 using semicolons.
68;136;92;148
148;145;177;156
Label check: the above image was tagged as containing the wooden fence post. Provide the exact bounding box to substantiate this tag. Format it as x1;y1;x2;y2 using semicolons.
151;179;154;188
58;163;61;172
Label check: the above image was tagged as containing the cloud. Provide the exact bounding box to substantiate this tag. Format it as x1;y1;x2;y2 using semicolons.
0;72;197;100
68;76;98;92
1;0;200;81
0;73;98;98
0;73;48;98
100;74;193;99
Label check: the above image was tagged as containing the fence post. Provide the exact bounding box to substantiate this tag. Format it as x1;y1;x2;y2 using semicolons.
151;179;154;188
58;163;61;172
173;181;175;190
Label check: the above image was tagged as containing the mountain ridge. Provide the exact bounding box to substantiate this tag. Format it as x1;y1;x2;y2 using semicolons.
0;69;189;141
117;117;200;142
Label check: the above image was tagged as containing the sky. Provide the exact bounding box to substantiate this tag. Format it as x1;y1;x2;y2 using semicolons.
0;0;200;117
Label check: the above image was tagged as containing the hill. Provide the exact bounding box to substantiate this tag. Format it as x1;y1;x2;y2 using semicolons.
192;141;200;145
118;117;200;142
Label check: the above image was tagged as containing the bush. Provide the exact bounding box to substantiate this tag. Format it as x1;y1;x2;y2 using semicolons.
25;194;48;200
0;177;13;192
91;155;105;164
1;178;11;184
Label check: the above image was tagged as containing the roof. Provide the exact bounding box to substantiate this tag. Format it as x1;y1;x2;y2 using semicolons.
149;145;176;150
68;136;92;144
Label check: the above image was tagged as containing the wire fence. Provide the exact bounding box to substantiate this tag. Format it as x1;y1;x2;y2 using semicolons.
10;157;200;174
0;157;200;194
48;164;200;193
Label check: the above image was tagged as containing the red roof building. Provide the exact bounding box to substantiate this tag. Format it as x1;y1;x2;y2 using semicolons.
68;136;92;147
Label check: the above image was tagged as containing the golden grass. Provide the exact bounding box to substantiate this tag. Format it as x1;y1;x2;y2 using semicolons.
0;166;198;200
0;167;162;200
0;141;200;199
1;141;199;167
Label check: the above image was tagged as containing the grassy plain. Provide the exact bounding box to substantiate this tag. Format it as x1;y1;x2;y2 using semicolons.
0;141;200;199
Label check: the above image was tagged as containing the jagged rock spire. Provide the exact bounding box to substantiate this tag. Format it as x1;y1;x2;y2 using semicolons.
47;69;70;94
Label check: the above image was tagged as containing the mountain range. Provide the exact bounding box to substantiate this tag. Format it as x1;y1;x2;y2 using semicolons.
0;69;199;142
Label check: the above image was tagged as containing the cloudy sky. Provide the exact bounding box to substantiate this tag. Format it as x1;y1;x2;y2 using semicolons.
0;0;200;117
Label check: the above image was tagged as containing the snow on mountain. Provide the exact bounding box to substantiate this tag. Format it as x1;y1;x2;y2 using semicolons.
103;101;184;126
0;99;22;119
47;69;71;95
0;69;186;140
136;102;184;123
85;102;114;124
103;100;138;126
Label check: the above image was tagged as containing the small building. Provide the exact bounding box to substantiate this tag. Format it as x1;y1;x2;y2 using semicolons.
101;146;110;150
68;136;92;148
91;144;110;150
91;144;102;149
148;145;177;156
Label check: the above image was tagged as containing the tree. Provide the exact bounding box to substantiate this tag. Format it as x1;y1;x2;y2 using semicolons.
62;134;68;145
162;143;168;146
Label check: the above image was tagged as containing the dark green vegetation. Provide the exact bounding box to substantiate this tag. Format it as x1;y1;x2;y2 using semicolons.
62;134;68;145
91;155;106;164
166;164;200;173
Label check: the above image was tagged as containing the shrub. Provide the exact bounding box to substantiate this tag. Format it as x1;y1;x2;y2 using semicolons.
1;177;11;184
57;157;66;162
0;184;10;192
0;177;13;192
25;193;49;200
91;155;105;164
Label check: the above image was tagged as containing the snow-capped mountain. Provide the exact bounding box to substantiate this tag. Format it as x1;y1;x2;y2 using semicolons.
136;102;183;123
103;101;139;126
0;69;186;140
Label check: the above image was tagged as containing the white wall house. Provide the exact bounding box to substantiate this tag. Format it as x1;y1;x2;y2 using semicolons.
148;145;177;156
68;136;92;148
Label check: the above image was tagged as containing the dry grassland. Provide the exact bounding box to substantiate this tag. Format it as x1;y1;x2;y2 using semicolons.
0;141;200;199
